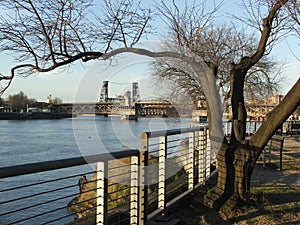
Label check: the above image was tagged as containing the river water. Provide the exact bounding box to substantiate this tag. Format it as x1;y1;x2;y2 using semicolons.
0;116;193;225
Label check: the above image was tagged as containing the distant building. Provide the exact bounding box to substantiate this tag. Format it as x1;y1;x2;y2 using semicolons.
246;94;284;106
0;105;11;112
266;94;284;105
132;82;140;102
27;107;42;113
47;95;52;104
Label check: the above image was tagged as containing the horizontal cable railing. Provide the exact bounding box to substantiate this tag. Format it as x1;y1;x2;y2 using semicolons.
140;125;216;222
223;120;263;137
0;150;139;225
223;120;300;136
0;125;216;225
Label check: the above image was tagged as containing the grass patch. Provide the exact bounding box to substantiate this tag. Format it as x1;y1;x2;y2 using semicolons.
251;185;297;195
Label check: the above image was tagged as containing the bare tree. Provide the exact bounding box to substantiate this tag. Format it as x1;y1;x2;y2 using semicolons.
6;91;37;111
203;0;299;212
281;0;300;37
154;23;284;104
151;1;299;213
0;0;299;216
281;0;300;61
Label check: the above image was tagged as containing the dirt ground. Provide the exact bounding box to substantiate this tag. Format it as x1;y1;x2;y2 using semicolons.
164;136;300;225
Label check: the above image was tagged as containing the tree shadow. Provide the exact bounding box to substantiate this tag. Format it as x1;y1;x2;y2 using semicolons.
226;198;300;225
167;191;232;225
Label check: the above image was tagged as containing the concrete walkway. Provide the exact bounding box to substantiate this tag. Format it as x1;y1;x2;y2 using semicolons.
251;136;300;188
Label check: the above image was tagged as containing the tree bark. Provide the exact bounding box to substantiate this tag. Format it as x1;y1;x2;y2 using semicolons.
230;63;247;143
204;79;300;213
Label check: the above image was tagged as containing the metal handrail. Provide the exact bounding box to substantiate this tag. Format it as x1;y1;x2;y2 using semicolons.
141;126;208;138
140;125;213;224
0;149;139;179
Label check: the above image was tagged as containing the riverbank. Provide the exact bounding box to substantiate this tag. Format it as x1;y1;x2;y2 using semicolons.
0;112;75;120
162;136;300;225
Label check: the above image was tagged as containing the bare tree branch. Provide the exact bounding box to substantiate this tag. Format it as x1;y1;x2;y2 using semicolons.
0;0;152;93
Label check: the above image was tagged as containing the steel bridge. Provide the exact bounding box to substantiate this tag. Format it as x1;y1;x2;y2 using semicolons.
51;101;179;118
51;101;280;119
53;81;280;118
246;103;277;118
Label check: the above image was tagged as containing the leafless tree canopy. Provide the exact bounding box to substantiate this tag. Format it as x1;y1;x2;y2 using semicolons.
286;0;300;34
154;21;284;103
0;0;151;93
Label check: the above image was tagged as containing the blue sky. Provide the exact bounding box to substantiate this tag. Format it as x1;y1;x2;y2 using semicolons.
0;0;299;102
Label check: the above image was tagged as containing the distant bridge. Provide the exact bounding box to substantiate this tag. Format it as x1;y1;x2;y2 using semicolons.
51;80;280;119
51;101;179;118
51;100;279;119
246;103;277;118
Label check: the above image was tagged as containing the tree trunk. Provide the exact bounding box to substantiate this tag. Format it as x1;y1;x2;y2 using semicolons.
230;64;247;142
202;0;292;214
204;65;252;212
204;141;258;212
204;79;300;213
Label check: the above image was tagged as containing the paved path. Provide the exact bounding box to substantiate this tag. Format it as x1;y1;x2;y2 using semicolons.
166;136;300;225
251;136;300;188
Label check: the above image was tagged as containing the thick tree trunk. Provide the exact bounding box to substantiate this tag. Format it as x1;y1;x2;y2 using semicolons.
204;142;258;212
204;79;300;213
204;65;251;212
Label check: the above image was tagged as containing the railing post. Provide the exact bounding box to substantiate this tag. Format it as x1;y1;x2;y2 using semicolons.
224;121;228;136
188;131;195;189
198;129;205;184
205;127;211;179
130;155;139;225
158;136;167;212
139;133;149;225
96;161;108;225
246;121;249;135
229;121;232;136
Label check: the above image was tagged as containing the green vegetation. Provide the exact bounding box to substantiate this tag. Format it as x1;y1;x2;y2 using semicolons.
6;92;37;112
0;92;63;112
69;156;190;219
68;173;131;218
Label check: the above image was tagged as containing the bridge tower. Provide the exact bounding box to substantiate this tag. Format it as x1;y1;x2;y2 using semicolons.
124;90;131;106
99;81;109;102
132;82;140;103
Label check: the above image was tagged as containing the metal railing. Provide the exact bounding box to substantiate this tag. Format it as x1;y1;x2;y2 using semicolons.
222;120;300;136
223;120;263;137
139;126;213;222
0;125;214;225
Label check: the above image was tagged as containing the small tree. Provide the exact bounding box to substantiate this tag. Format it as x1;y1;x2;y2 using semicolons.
6;91;37;111
52;97;63;104
0;97;4;105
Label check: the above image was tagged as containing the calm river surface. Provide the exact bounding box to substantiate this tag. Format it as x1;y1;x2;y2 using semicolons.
0;116;192;166
0;116;193;224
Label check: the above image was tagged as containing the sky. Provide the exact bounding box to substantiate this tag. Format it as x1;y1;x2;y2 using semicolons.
0;0;299;103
